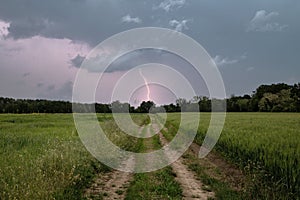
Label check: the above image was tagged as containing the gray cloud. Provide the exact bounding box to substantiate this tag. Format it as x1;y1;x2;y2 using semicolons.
213;53;248;68
0;20;10;38
40;81;73;100
121;15;142;24
37;83;44;88
70;48;205;86
47;85;55;91
156;0;186;12
169;19;190;32
213;55;238;67
22;72;30;77
74;49;163;73
0;0;299;99
246;67;255;72
0;0;154;45
70;54;85;68
247;10;288;32
53;81;73;100
7;18;53;39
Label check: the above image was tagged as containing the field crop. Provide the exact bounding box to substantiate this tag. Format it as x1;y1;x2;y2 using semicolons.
166;112;300;199
1;113;299;199
0;114;145;199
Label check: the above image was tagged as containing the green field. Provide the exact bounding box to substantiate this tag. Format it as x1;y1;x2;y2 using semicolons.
0;113;299;199
166;112;300;199
0;114;145;199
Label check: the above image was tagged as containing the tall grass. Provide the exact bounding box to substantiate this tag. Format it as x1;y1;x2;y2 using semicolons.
0;113;145;199
0;114;106;199
166;112;300;199
125;125;182;200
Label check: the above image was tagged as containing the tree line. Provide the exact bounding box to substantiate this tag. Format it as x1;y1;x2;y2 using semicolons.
0;83;299;113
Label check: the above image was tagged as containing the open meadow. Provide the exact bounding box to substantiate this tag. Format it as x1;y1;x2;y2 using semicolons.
0;114;144;199
165;112;300;199
0;113;299;199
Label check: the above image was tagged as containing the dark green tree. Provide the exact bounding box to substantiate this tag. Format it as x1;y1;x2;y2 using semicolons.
138;101;155;113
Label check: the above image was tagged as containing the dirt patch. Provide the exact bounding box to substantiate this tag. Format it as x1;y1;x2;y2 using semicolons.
171;159;215;199
84;169;133;199
84;154;135;200
154;121;215;200
84;123;143;200
188;143;246;191
161;121;247;192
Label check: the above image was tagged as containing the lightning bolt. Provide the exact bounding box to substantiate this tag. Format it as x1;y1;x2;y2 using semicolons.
139;68;150;101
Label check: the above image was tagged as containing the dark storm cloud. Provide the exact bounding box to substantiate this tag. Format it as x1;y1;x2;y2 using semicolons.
37;83;44;88
22;72;30;77
47;85;55;91
0;0;299;98
70;54;85;68
7;18;51;39
71;49;193;73
39;81;73;101
70;48;209;96
52;81;73;100
0;0;159;46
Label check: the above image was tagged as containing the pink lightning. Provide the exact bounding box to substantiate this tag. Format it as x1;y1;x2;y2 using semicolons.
139;68;151;101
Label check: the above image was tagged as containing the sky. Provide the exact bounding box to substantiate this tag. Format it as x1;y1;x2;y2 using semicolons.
0;0;299;104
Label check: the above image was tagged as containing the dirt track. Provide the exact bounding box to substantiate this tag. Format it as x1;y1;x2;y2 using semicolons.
155;122;215;200
84;156;135;200
84;118;245;199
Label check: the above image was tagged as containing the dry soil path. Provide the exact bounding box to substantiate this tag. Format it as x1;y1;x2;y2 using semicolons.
85;119;218;200
152;119;215;200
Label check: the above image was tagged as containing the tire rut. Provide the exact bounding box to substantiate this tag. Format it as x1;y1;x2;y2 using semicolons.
84;156;135;200
84;125;147;200
152;119;215;200
84;118;216;200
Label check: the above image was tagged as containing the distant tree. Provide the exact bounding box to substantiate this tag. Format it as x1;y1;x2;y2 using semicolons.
258;93;279;111
211;98;226;112
149;106;165;113
199;96;211;112
291;83;300;111
236;99;250;112
176;98;188;111
1;82;300;113
273;89;295;112
138;101;155;113
254;83;292;99
163;103;179;112
227;95;239;112
111;101;130;113
257;89;296;112
191;96;201;103
95;103;111;113
184;103;199;112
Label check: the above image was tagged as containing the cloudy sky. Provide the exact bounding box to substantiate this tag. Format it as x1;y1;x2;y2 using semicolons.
0;0;299;104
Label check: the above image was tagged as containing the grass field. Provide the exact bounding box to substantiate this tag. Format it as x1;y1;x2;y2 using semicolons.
0;114;145;199
165;112;300;199
0;113;299;199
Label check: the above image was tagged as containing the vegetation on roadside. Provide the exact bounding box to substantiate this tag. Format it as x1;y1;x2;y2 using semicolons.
161;120;242;200
125;125;182;200
1;82;300;113
0;114;146;199
125;166;182;200
1;112;299;199
0;114;106;199
166;112;300;199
